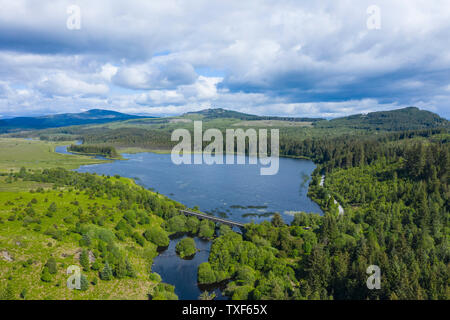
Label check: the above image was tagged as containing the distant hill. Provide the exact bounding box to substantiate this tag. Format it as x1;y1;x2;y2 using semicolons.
184;108;324;122
0;109;152;132
320;107;449;131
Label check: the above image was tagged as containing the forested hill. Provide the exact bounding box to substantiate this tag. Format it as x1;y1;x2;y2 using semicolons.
319;107;449;131
0;109;152;133
184;108;324;122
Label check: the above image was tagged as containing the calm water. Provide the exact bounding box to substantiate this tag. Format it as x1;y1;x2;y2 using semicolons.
75;152;322;224
151;236;226;300
59;147;322;299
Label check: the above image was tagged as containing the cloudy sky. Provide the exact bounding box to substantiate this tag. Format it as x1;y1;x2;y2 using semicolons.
0;0;449;119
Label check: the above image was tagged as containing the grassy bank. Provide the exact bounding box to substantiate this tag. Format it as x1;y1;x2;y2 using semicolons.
0;138;108;172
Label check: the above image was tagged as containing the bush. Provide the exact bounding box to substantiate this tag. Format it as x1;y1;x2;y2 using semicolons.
0;283;15;300
198;262;216;284
45;257;57;274
198;220;215;239
231;285;253;300
132;232;146;246
149;272;162;282
143;226;170;247
166;215;187;233
91;260;102;271
80;250;90;271
235;266;256;286
175;237;196;258
40;267;53;283
149;283;178;300
80;275;89;291
186;216;200;234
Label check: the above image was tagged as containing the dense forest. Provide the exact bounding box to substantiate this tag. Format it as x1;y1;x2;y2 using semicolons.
319;107;448;131
68;144;120;159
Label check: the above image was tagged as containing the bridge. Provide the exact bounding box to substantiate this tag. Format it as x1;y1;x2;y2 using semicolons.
179;209;246;229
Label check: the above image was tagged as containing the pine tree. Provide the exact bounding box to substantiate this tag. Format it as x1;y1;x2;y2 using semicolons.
126;260;137;278
80;275;89;291
79;250;90;271
271;213;284;227
100;262;113;281
114;258;127;279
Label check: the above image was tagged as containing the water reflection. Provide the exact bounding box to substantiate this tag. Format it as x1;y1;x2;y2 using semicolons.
151;235;227;300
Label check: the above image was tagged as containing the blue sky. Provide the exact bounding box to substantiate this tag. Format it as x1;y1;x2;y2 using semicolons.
0;0;449;119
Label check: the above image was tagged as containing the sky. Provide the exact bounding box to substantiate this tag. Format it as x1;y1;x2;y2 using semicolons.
0;0;449;119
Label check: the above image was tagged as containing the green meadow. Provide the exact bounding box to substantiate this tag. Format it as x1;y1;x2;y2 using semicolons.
0;138;107;172
0;170;181;300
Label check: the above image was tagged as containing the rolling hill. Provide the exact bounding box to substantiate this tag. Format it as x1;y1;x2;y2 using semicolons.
320;107;449;131
0;109;152;133
183;108;324;122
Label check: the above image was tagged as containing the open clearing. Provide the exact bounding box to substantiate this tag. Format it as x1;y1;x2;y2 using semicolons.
0;138;107;172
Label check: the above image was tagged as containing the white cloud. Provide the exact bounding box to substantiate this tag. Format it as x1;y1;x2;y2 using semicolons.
0;0;449;118
113;58;198;90
36;73;109;96
99;64;118;82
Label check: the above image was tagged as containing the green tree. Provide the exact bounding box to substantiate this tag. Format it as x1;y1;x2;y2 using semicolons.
271;213;284;227
80;274;89;291
114;257;127;279
79;250;90;271
45;257;57;275
199;291;216;300
198;262;216;284
198;220;214;239
40;267;53;283
175;237;197;258
143;226;170;247
100;262;113;281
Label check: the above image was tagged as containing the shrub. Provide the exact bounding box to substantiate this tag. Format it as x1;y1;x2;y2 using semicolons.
132;232;146;247
143;226;170;247
175;237;196;259
198;220;215;239
80;275;89;291
40;267;53;283
198;262;216;284
45;257;57;275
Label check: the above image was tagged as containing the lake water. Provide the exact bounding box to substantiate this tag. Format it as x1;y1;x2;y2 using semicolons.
151;235;226;300
59;147;322;299
74;152;322;224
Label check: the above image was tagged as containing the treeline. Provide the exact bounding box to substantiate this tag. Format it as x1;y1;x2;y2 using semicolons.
68;144;119;158
280;128;449;172
82;127;173;150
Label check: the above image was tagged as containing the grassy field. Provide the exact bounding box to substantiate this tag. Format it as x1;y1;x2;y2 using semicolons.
0;175;166;300
0;138;107;172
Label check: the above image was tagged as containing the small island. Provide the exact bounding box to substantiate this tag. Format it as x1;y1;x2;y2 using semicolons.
176;237;197;259
68;144;121;159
